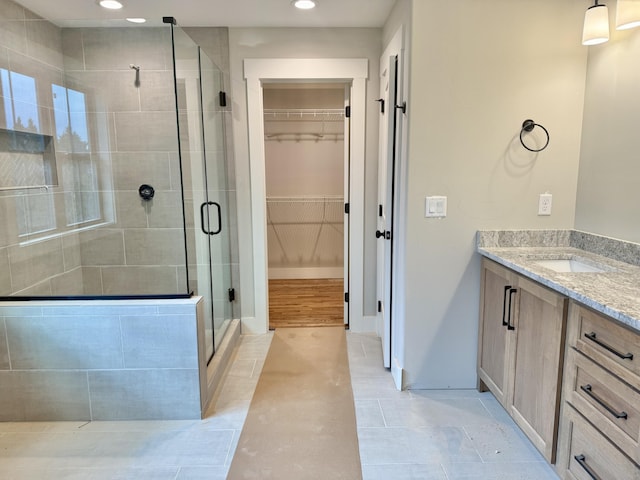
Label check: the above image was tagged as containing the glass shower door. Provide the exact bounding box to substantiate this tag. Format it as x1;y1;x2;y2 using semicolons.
170;24;234;363
198;49;234;355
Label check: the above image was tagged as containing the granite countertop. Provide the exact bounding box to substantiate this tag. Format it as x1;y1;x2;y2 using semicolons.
477;230;640;333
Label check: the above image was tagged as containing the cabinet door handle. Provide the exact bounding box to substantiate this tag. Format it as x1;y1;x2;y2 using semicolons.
502;285;512;326
580;384;628;420
574;454;602;480
506;288;517;331
584;332;634;360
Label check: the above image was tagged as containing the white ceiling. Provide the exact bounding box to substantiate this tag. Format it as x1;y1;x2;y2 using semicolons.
15;0;397;28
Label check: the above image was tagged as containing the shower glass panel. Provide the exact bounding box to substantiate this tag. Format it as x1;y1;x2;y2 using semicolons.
169;24;235;361
0;25;190;298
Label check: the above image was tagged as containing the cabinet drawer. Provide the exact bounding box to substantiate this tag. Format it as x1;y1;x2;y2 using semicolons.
565;348;640;463
559;405;640;480
571;303;640;379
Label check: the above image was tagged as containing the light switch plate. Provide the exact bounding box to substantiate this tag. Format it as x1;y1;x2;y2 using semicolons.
425;196;447;218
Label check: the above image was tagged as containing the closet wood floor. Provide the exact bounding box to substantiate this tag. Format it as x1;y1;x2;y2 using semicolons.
269;278;344;329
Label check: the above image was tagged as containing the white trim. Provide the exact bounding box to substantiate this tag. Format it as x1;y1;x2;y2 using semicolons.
244;58;368;333
240;316;262;335
391;357;404;390
352;314;377;333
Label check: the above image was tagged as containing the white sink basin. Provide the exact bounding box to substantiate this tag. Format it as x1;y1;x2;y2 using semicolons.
534;259;607;273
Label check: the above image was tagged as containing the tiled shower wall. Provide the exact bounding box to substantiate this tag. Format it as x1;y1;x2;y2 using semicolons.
0;0;76;296
0;0;238;298
0;0;240;420
61;25;188;295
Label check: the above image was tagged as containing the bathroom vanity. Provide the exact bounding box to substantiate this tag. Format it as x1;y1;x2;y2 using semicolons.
477;230;640;478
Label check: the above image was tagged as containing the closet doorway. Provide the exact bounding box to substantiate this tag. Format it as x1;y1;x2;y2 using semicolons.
263;83;348;329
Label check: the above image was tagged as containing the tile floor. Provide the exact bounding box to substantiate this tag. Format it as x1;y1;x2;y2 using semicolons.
0;332;560;480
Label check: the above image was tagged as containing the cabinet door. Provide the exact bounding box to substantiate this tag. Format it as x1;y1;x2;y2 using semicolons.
478;259;514;407
509;275;568;463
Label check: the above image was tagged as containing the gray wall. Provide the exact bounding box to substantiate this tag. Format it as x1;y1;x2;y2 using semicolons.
575;16;640;243
398;0;588;388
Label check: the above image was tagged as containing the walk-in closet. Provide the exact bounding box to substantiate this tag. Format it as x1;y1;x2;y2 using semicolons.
263;83;347;328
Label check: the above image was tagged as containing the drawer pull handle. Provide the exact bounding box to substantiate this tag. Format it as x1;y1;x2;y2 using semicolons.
580;384;628;420
584;332;634;360
574;454;602;480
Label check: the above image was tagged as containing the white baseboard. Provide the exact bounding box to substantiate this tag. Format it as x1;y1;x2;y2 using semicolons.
268;267;343;279
349;315;376;333
240;316;268;335
391;357;404;391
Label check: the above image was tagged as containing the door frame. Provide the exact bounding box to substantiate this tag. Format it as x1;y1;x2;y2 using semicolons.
244;58;368;333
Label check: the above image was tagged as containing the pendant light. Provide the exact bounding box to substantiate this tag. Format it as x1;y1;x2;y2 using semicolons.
616;0;640;30
582;0;610;45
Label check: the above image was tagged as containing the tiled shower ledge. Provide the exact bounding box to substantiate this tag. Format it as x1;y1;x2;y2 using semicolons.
477;229;640;332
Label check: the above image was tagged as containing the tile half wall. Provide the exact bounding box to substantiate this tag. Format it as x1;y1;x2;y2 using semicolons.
0;297;237;421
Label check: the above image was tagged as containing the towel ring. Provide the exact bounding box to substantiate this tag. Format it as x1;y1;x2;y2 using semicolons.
519;119;549;152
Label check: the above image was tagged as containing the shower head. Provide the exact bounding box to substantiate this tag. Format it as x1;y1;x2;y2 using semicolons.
129;64;140;71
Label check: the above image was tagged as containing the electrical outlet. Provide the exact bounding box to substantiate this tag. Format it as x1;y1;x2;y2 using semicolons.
538;193;552;216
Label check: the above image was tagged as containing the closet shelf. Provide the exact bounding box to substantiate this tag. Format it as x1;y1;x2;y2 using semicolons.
263;108;345;123
264;109;345;139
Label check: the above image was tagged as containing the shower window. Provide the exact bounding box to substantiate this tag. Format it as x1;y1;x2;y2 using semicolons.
1;68;57;237
52;84;101;227
1;69;40;132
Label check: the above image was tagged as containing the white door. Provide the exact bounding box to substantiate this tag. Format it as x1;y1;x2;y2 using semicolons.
344;85;351;326
377;28;404;374
376;56;396;368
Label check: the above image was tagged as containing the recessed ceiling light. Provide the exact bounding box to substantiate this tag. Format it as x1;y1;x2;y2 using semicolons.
126;18;146;24
98;0;123;10
292;0;317;10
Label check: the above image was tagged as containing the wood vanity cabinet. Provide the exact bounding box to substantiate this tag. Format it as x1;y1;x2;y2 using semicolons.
478;258;568;463
556;302;640;479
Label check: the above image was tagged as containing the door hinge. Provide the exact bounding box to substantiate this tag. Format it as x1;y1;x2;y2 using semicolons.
377;300;382;313
344;203;350;214
219;91;227;107
344;292;349;303
345;106;351;118
228;287;235;302
379;204;383;217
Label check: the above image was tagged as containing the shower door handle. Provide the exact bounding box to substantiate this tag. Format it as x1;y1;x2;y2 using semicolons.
200;201;222;235
210;201;222;235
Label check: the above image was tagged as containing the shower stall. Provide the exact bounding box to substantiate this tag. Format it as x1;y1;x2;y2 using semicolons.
0;6;238;420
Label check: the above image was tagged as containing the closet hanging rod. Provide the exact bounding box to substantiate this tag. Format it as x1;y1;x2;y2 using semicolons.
265;133;344;139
